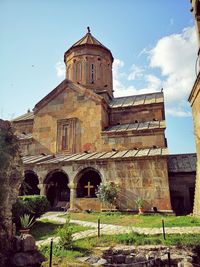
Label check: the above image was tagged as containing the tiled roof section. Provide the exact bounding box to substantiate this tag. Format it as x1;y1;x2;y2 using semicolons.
17;133;32;140
23;147;168;165
65;29;113;61
72;32;106;48
12;112;34;122
103;120;165;134
109;92;164;108
168;154;197;173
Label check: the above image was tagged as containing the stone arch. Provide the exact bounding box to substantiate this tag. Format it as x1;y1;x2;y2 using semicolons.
20;170;40;195
75;167;102;198
44;169;70;208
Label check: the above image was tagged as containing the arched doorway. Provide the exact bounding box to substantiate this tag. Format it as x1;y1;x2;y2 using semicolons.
77;168;102;198
45;170;70;208
20;170;40;195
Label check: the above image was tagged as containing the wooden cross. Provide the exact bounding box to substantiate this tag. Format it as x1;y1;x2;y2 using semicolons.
84;181;94;197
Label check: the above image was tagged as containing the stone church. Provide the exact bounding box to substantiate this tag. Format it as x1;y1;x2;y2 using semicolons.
12;28;196;214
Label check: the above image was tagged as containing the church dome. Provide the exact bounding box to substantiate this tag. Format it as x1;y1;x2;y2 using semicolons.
64;28;114;99
64;27;113;62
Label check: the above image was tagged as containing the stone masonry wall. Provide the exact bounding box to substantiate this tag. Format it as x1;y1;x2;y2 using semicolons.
102;131;166;151
31;155;172;211
189;75;200;216
110;104;164;125
192;87;200;216
33;85;104;154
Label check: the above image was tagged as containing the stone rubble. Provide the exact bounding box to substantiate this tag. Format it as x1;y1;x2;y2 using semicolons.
78;245;198;266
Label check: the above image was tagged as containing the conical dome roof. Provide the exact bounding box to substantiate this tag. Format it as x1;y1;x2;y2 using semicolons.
65;27;113;61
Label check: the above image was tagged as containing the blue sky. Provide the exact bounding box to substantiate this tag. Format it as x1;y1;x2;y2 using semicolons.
0;0;197;154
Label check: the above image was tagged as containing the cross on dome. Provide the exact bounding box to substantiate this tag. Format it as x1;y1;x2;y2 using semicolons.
87;26;91;33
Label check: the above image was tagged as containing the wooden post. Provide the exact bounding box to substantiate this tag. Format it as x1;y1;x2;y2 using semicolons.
167;248;171;267
98;218;100;237
49;238;53;267
162;219;166;240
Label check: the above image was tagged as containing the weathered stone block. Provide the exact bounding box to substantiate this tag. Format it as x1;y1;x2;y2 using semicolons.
113;254;125;264
125;255;135;264
12;251;45;267
21;234;36;252
13;236;22;252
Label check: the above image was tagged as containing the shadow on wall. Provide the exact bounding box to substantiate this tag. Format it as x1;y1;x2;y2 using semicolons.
117;188;152;211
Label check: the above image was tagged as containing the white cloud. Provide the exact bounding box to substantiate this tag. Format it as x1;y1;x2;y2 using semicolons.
128;64;144;80
137;47;150;58
149;26;197;105
113;59;127;94
166;107;191;117
55;61;65;78
145;74;162;91
113;26;197;117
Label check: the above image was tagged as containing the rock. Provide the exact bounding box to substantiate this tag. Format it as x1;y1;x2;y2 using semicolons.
12;251;45;266
86;256;100;264
135;254;146;262
77;256;90;262
13;236;22;252
21;234;36;252
178;261;194;267
93;258;107;266
113;254;125;264
106;256;113;263
125;255;135;264
121;249;132;255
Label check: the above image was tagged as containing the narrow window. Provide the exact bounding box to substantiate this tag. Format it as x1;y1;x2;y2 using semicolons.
91;63;94;83
73;64;77;81
77;62;82;82
62;125;68;150
57;118;77;153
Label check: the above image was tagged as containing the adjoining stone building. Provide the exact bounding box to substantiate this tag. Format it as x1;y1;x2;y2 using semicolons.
12;28;195;213
189;0;200;216
168;153;196;215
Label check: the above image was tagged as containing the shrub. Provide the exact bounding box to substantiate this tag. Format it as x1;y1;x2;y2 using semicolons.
96;182;120;207
12;195;50;227
20;214;35;229
57;215;73;249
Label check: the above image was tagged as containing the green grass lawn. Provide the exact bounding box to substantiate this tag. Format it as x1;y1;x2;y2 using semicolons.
63;212;200;227
34;214;200;266
30;219;92;241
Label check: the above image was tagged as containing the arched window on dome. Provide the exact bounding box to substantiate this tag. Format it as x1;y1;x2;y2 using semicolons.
76;62;82;82
91;63;95;83
73;64;77;81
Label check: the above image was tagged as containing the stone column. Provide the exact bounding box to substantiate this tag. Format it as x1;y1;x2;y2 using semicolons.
68;182;77;212
38;183;45;196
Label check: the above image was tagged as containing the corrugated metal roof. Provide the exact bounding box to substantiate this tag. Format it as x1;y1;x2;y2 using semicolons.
22;147;169;165
103;120;165;134
12;112;34;122
168;154;197;173
22;154;54;164
109;92;163;108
